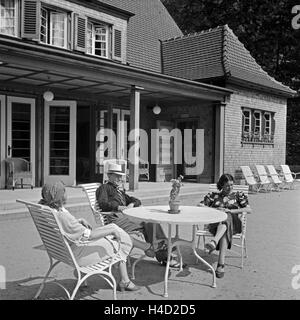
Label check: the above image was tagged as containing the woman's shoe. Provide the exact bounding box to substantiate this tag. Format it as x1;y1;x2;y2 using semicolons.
204;240;217;254
215;264;225;278
118;280;141;292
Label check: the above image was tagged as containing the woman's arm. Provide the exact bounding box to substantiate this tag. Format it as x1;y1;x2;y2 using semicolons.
89;224;121;242
226;206;252;214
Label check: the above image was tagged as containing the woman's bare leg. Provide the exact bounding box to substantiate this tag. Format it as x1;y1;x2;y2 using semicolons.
217;234;228;266
212;223;227;245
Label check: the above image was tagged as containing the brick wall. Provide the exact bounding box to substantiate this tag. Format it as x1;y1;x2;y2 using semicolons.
224;85;287;180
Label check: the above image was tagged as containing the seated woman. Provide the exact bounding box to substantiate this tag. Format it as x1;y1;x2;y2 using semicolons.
198;174;252;278
39;181;140;292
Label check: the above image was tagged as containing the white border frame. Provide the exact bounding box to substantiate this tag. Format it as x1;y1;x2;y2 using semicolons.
44;100;77;186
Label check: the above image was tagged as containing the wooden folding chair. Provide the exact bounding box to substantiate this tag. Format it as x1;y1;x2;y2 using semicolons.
196;184;249;268
240;165;262;192
17;199;122;300
280;165;300;189
266;165;284;190
255;165;273;191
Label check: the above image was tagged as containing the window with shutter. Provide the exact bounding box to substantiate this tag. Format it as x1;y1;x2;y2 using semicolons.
21;0;39;40
0;0;19;37
113;28;122;60
74;14;87;52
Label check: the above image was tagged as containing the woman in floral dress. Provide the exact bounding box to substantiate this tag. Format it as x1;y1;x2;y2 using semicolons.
199;174;252;278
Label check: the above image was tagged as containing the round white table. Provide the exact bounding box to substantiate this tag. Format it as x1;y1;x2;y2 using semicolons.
123;205;227;297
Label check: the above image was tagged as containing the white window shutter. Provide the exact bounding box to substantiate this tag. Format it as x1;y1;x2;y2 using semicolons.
113;28;122;61
74;14;87;53
21;0;40;40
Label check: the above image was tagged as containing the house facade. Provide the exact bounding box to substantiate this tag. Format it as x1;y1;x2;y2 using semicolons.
0;0;232;189
0;1;295;190
161;25;296;180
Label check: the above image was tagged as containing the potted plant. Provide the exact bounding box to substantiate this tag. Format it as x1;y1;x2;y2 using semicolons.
169;175;184;213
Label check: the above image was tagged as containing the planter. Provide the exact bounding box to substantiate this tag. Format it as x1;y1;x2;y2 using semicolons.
168;199;181;214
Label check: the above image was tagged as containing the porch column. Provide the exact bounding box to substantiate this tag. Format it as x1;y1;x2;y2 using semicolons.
214;102;226;181
129;85;143;191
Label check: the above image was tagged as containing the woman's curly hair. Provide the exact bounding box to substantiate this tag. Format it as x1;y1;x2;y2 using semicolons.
217;174;234;191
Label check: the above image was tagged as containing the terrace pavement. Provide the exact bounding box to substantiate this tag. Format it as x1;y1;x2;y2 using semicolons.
0;182;300;300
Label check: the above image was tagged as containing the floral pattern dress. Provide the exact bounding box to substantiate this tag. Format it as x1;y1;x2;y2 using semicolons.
202;191;249;250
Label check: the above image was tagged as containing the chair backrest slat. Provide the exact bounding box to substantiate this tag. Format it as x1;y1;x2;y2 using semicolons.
209;184;249;195
17;200;77;268
80;183;109;226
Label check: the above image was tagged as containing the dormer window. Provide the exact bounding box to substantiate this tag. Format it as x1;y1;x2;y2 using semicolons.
87;22;109;58
0;0;19;37
40;6;68;49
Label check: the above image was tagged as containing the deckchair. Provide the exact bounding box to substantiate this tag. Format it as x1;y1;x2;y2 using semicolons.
280;165;300;189
240;166;261;192
196;184;249;268
80;183;149;280
17;199;122;300
255;165;273;191
266;165;284;190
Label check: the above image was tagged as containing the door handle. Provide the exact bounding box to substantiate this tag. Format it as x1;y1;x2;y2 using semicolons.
7;145;11;156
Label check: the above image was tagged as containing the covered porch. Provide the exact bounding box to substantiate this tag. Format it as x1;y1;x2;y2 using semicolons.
0;37;232;190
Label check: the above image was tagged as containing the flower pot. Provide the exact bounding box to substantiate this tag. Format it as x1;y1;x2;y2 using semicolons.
169;200;181;214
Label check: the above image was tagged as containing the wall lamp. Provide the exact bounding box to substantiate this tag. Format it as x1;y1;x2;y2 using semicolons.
43;90;54;102
152;103;161;115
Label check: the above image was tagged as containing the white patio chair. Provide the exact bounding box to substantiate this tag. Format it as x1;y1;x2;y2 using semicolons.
5;157;34;190
255;165;273;191
280;165;300;189
266;165;284;190
240;165;261;192
196;184;249;268
17;199;122;300
80;183;147;280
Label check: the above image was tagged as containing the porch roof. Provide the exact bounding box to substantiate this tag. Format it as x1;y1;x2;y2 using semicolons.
0;37;232;105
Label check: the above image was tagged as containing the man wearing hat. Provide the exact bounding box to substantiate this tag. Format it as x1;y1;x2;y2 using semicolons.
96;162;179;266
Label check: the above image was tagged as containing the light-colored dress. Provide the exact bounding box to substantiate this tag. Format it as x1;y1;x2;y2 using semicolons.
55;207;132;267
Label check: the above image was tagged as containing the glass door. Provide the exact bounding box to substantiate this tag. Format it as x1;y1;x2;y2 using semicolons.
0;95;5;188
95;108;129;177
44;101;76;185
6;96;36;185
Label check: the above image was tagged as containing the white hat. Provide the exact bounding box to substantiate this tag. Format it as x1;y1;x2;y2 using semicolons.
107;163;126;176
